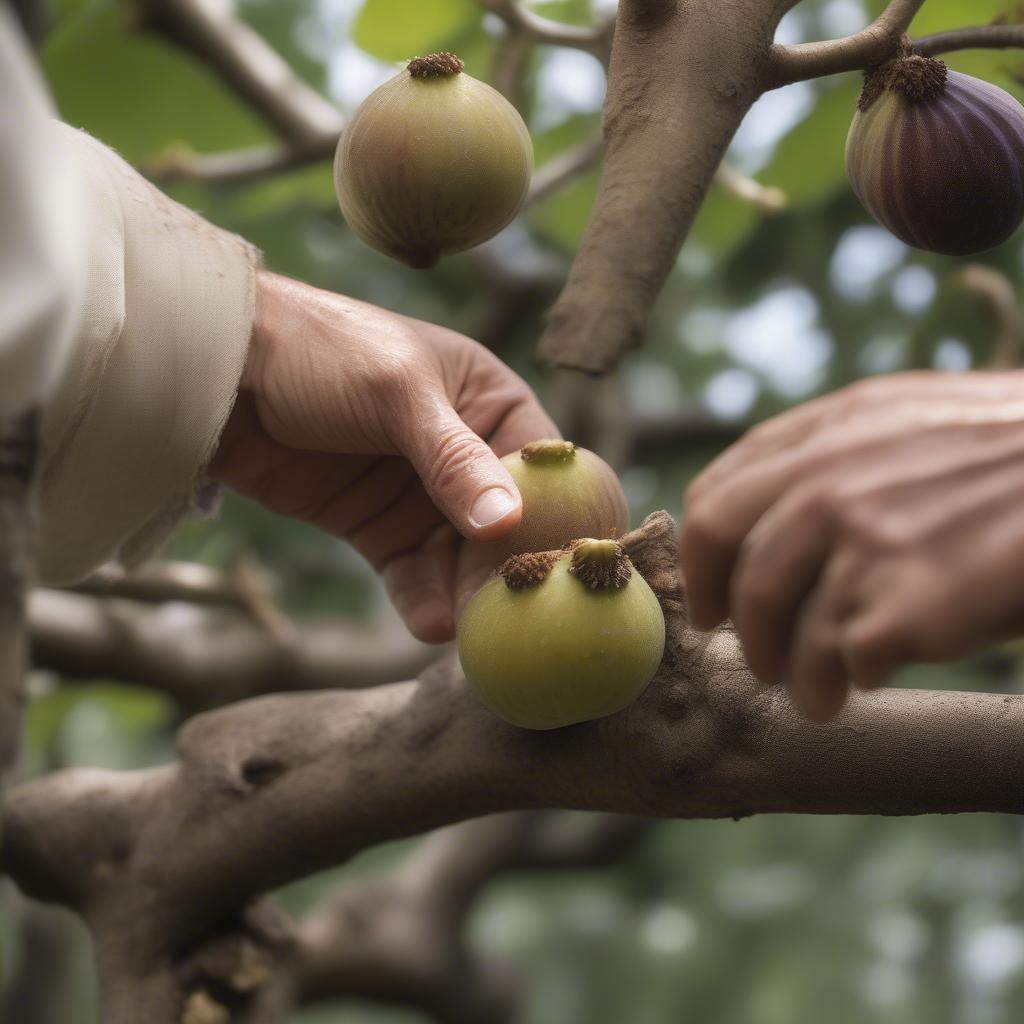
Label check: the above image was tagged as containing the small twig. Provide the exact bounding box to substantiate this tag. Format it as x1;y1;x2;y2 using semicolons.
768;0;927;87
144;136;336;185
227;558;296;644
714;161;787;212
134;0;344;143
952;264;1024;370
479;0;614;61
526;135;603;206
75;559;261;609
915;24;1024;58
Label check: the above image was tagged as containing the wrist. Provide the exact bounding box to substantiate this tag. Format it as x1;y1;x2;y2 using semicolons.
242;269;292;393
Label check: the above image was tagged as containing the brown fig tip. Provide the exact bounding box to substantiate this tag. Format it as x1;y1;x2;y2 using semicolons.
568;538;632;590
520;439;576;465
497;551;558;590
858;36;947;111
407;53;465;79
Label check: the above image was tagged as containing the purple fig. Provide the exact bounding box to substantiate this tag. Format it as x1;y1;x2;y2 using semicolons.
846;40;1024;256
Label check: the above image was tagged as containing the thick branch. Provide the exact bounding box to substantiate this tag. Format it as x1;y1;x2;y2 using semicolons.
536;0;784;373
293;812;650;1021
29;589;435;711
135;0;344;143
6;511;1024;1023
768;0;926;87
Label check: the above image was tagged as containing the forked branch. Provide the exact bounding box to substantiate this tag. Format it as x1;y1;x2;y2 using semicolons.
6;512;1024;1024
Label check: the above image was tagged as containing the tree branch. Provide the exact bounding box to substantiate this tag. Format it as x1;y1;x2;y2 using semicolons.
292;812;651;1021
134;0;344;143
714;160;787;212
767;0;926;87
144;138;336;186
29;589;436;712
6;511;1024;1022
479;0;614;61
952;264;1024;371
915;24;1024;59
536;0;786;373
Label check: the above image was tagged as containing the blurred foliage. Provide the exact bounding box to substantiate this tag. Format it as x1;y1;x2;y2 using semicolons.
7;0;1024;1021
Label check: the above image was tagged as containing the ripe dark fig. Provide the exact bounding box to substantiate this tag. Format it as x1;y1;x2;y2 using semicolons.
458;540;666;730
457;440;629;595
334;52;533;268
846;39;1024;256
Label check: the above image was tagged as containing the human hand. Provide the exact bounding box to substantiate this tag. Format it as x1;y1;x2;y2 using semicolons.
209;270;558;643
680;371;1024;721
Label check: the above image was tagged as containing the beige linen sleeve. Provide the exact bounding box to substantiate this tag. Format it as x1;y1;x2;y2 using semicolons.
37;125;261;582
0;8;81;414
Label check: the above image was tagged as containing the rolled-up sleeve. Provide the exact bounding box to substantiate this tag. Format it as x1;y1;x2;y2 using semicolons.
36;126;261;581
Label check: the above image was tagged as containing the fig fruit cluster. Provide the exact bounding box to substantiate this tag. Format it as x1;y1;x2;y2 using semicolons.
334;52;533;268
456;440;665;731
846;39;1024;255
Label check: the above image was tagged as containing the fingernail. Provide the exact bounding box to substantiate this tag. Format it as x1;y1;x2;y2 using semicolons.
469;488;517;529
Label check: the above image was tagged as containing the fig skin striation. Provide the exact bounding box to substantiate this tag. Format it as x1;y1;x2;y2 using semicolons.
334;52;533;268
846;44;1024;256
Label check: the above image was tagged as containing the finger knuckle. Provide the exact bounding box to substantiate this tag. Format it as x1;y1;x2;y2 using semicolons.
428;427;489;493
796;485;838;527
843;616;905;667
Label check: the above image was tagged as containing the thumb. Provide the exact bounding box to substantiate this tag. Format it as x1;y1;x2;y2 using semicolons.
397;399;522;540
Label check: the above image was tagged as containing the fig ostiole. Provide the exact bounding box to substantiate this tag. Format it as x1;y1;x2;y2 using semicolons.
334;52;533;268
845;38;1024;256
457;539;666;730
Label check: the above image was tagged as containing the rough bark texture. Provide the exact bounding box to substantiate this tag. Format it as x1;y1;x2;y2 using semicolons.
536;0;795;373
5;512;1024;1023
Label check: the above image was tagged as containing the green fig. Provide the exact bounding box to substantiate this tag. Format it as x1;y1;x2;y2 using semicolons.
334;52;533;268
458;539;666;730
457;439;630;590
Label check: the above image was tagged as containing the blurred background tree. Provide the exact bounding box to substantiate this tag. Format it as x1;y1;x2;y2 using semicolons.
6;1;1024;1022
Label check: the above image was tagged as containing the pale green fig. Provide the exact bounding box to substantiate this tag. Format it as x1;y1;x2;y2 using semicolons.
334;52;533;268
458;539;666;730
458;440;629;591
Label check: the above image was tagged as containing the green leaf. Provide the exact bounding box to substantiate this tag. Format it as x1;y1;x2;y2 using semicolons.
42;4;271;163
352;0;479;63
527;114;601;251
760;81;860;209
526;0;594;26
690;183;760;260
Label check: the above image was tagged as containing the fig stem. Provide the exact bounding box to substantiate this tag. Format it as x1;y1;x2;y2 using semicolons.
519;439;576;465
569;539;632;590
407;53;465;79
858;35;947;111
